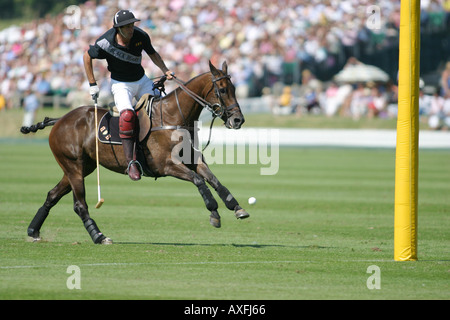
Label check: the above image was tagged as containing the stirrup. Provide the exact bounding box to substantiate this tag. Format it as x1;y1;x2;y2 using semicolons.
126;160;144;176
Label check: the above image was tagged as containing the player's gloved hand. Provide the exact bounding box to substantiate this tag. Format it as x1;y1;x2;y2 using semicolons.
165;70;175;80
89;83;100;101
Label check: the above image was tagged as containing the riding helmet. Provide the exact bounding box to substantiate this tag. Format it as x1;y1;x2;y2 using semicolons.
113;10;140;28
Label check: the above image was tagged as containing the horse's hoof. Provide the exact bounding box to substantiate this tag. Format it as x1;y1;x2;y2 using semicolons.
235;208;250;219
27;227;40;238
210;211;221;228
210;217;221;228
101;237;113;245
29;236;42;243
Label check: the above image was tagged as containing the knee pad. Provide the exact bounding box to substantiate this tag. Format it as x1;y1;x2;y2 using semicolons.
119;109;137;139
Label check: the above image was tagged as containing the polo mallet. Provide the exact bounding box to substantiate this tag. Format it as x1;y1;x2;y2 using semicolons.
94;97;104;209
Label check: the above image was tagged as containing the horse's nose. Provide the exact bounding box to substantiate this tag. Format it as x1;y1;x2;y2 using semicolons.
233;116;244;128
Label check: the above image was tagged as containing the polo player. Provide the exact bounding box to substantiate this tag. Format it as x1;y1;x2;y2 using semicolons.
83;9;174;180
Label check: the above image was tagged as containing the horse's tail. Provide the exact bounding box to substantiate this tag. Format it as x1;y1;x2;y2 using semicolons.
20;117;60;134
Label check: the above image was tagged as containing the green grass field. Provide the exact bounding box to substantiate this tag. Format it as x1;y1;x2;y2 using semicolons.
0;140;448;301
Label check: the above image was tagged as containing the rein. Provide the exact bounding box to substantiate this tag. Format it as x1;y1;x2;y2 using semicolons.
154;75;232;151
170;77;214;151
172;77;224;118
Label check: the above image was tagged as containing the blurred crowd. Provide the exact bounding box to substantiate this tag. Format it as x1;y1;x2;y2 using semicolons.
273;59;450;129
272;60;450;130
0;0;449;128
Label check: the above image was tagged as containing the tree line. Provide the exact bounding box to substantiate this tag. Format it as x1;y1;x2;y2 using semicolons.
0;0;89;19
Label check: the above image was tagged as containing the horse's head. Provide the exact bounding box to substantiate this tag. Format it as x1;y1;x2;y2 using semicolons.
208;61;245;129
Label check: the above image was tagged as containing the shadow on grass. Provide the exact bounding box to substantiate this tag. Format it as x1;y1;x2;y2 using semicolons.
114;241;332;249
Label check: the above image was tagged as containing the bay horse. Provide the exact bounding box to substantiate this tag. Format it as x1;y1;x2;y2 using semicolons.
21;61;249;244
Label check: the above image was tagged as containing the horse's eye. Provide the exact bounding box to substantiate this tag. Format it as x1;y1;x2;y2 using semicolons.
219;88;227;95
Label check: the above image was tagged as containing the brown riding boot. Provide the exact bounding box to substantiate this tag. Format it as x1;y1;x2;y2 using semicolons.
122;138;141;181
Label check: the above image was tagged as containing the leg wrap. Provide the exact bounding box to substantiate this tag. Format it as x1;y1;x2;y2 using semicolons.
198;184;218;212
216;184;239;210
27;205;50;237
119;109;137;139
84;218;105;244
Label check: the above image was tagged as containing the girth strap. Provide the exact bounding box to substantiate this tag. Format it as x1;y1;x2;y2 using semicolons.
151;125;194;132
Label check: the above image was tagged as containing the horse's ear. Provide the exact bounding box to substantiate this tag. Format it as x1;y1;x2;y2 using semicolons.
209;60;220;77
222;61;228;75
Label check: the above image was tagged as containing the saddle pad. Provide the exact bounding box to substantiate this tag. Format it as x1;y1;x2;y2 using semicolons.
98;94;153;145
98;112;122;144
98;111;156;178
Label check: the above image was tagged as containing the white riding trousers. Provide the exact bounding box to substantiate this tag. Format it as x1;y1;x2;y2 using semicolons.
110;75;156;113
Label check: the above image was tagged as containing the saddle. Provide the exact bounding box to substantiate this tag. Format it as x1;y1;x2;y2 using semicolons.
98;94;153;145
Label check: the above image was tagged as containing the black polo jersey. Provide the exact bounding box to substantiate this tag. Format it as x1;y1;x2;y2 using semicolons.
88;27;156;82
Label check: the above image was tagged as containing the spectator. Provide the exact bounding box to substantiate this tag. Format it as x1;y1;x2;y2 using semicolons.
419;87;433;120
304;86;321;114
350;83;370;120
34;73;52;96
367;86;388;118
323;81;339;115
0;93;5;112
385;82;399;119
273;85;294;115
440;61;450;97
428;89;445;129
443;92;450;129
22;89;40;127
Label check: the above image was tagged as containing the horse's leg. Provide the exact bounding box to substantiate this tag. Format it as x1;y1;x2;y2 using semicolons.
68;171;112;244
164;162;222;227
27;175;72;241
51;149;111;244
195;158;249;222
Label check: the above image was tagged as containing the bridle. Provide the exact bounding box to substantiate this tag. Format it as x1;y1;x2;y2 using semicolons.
150;73;241;151
172;74;239;121
207;74;240;119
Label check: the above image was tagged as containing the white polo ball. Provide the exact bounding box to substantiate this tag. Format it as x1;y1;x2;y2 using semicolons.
248;197;257;205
